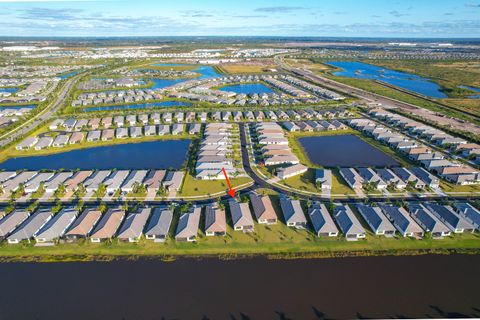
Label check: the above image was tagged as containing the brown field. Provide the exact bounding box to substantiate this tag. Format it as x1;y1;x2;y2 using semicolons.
219;64;277;74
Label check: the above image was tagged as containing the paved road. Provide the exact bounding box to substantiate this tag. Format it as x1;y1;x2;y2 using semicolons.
0;73;86;148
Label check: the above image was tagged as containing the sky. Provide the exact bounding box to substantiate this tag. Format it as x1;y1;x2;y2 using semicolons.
0;0;479;38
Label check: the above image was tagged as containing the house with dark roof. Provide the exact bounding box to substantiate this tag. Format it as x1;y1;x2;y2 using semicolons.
144;207;173;242
452;202;480;230
378;204;424;238
332;204;366;241
308;202;338;237
424;203;474;234
407;203;451;239
279;196;307;228
355;203;395;237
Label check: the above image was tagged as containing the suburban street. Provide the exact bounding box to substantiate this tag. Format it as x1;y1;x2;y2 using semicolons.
0;72;86;148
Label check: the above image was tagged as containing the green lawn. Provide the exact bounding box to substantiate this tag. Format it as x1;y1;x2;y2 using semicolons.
0;223;478;262
178;173;252;197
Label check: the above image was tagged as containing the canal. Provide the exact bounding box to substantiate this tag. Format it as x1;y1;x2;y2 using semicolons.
0;140;191;170
0;254;478;319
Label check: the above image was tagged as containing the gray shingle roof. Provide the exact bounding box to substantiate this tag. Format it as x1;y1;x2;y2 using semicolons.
117;208;151;240
144;207;173;238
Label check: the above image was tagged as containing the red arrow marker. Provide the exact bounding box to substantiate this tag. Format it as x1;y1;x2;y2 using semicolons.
222;167;235;198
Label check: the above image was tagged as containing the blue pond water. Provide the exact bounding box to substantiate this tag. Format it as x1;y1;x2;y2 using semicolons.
299;134;399;167
0;104;36;110
220;83;274;94
59;70;82;79
152;64;222;81
458;85;480;99
0;140;191;170
83;101;192;112
0;87;19;94
327;61;447;98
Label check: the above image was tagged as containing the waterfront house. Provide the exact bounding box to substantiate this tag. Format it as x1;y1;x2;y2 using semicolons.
63;171;93;192
175;206;201;242
7;209;54;244
117;208;151;242
0;210;30;240
308;202;339;237
87;130;101;142
64;209;102;239
315;169;332;190
376;168;407;189
121;170;148;193
69;132;85;144
103;170;129;195
16;137;38;150
144;125;156;136
424;203;474;233
276;164;307;180
229;200;254;232
279;196;307;228
332;204;366;241
163;171;184;192
130;126;143;138
24;172;55;193
407;203;451;239
90;208;125;242
188;123;201;135
357;168;388;190
158;125;170;135
2;171;38;194
172;123;184;135
116;127;128;139
205;203;227;236
249;192;277;224
52;134;70;147
144;207;173;242
339;168;363;189
143;170;166;193
452;202;480;230
34;136;53;150
34;208;78;244
355;203;395;237
83;170;111;193
378;204;424;238
43;172;73;193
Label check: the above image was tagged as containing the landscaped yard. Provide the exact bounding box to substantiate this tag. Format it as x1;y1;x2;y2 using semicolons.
178;173;252;198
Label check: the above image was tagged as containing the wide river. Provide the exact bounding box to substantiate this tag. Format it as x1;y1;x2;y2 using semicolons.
0;254;478;319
